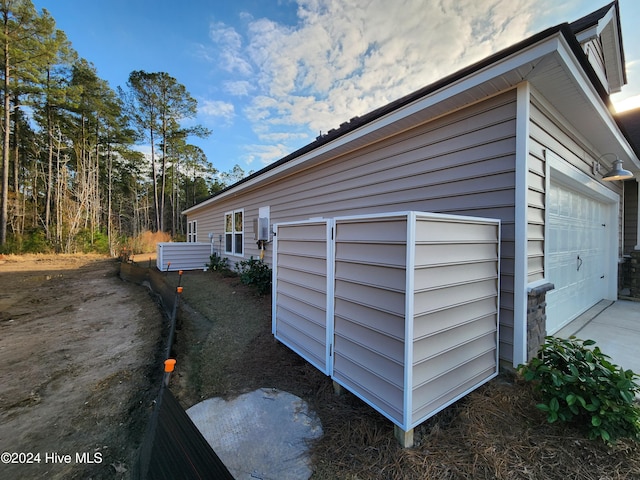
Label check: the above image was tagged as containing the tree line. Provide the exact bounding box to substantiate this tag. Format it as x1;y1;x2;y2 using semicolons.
0;0;247;255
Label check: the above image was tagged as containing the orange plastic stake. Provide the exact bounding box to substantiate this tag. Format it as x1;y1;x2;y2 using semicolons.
164;359;176;373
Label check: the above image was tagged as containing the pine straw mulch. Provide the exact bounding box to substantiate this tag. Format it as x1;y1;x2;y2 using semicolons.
221;327;640;480
166;269;640;480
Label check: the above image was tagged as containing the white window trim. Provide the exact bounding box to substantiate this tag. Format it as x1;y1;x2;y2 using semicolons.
224;209;245;257
187;220;197;243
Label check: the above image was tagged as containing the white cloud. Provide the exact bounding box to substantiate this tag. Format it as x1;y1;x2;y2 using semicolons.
224;80;254;96
209;21;253;75
242;143;291;165
209;0;560;166
257;131;309;143
199;100;235;124
192;42;215;63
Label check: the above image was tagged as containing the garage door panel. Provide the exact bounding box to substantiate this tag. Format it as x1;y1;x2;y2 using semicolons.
546;181;609;333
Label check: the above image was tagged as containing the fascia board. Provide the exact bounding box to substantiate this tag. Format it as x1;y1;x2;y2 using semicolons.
555;34;639;169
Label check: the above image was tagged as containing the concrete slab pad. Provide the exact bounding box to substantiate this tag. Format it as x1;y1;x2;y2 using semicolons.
589;302;640;331
571;300;640;374
186;388;323;480
576;322;639;370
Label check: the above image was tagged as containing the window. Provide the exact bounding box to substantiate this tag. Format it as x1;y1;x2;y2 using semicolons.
187;220;197;242
225;209;243;255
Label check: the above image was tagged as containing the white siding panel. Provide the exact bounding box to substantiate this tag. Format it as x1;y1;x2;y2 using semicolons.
414;218;500;244
332;215;409;425
410;215;499;426
414;279;498;315
334;298;405;340
413;331;496;385
412;353;497;424
413;297;498;339
414;243;498;266
156;242;212;271
334;280;405;317
277;254;326;276
332;337;404;419
276;239;327;258
276;294;325;327
274;310;326;369
413;319;496;365
275;266;326;291
335;218;408;243
273;212;499;433
335;262;406;291
273;221;330;374
335;243;406;267
583;38;608;93
277;279;326;310
414;262;497;290
334;316;404;364
333;357;404;424
276;224;328;241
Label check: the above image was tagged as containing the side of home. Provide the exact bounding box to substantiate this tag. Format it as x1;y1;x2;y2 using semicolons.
183;2;639;369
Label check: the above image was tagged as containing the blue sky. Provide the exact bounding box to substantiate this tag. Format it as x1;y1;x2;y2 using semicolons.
33;0;640;176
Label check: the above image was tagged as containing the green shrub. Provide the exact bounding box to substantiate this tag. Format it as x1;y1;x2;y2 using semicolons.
207;252;229;272
18;230;52;254
519;336;640;443
75;229;110;254
234;256;272;295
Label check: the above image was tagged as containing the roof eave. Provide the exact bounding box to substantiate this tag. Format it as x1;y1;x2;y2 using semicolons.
183;25;566;216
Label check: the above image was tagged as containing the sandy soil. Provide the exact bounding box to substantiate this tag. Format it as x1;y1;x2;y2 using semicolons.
0;254;164;479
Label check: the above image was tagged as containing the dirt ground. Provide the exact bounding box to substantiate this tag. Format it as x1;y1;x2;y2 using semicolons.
2;254;640;480
0;254;164;480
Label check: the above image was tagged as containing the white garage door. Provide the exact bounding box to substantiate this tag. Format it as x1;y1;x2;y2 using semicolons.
546;180;609;333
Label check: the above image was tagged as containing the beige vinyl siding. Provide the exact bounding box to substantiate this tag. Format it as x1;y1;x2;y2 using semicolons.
527;149;546;282
582;37;608;93
528;93;623;280
189;90;517;362
411;215;499;424
332;215;408;424
272;221;329;373
155;242;212;271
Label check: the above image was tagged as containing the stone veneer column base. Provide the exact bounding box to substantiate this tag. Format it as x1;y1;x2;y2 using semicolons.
629;251;640;299
526;282;555;361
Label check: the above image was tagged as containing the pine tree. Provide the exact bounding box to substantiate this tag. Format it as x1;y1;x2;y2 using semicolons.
0;0;56;246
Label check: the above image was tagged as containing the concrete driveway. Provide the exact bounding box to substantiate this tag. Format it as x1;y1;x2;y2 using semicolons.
557;300;640;374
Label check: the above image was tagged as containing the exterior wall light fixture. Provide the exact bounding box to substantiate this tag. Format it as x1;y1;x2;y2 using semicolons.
592;153;634;181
